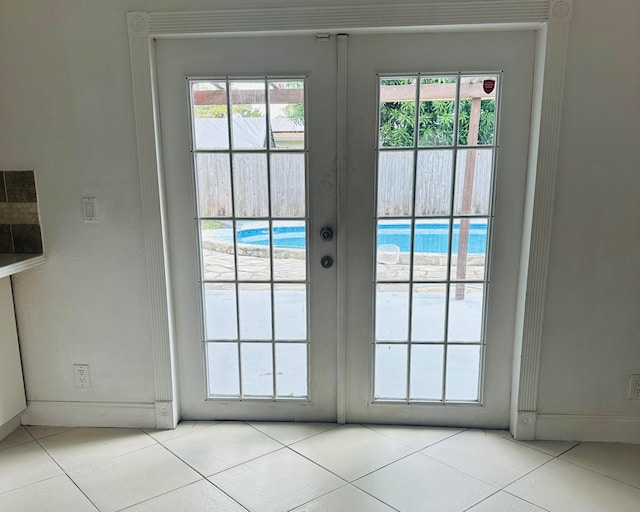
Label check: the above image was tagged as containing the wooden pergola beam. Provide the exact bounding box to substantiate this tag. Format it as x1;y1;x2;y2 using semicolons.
192;81;495;105
380;82;495;102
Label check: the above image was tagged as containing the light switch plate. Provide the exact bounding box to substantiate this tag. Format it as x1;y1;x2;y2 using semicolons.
82;197;97;222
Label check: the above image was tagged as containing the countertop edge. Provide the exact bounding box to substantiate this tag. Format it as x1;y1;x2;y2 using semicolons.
0;255;47;279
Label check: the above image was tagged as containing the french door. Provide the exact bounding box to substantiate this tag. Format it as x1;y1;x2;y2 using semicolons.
155;30;535;426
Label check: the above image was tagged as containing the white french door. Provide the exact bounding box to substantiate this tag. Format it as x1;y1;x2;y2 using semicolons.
156;35;339;421
344;31;535;427
156;30;535;426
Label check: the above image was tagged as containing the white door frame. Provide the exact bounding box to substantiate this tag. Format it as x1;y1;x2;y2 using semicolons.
126;0;573;440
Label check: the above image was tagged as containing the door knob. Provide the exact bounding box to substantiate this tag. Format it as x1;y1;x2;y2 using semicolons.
319;226;334;241
320;255;334;268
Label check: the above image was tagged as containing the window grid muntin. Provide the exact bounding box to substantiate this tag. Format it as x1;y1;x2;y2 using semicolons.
373;72;499;404
189;77;310;401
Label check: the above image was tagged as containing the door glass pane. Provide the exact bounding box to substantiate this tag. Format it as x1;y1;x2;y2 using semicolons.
233;153;269;217
230;80;267;149
410;344;444;400
413;220;450;281
274;283;306;340
201;220;235;281
415;150;453;216
458;75;497;146
411;284;446;342
207;343;239;396
445;345;481;401
418;77;456;147
196;153;232;217
276;343;307;397
241;342;273;396
448;283;484;342
191;80;229;150
236;221;271;281
270;153;305;217
379;77;416;148
272;221;306;281
375;284;409;342
204;283;237;340
451;219;488;282
269;80;305;150
373;73;499;403
376;219;410;281
375;344;407;399
377;151;414;217
238;283;272;340
454;149;493;215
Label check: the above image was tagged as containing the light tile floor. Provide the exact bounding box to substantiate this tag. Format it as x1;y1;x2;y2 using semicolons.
1;422;639;511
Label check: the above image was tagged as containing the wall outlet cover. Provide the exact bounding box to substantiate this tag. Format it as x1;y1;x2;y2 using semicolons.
74;364;91;388
629;374;640;399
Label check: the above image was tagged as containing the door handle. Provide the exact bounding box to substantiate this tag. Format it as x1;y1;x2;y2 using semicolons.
319;226;334;241
320;255;334;269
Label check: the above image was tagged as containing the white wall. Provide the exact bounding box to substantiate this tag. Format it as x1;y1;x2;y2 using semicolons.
537;0;640;419
1;0;638;434
0;0;156;405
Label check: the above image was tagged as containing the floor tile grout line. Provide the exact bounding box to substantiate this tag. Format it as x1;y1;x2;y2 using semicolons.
555;456;640;491
508;436;581;458
346;484;404;512
279;444;354;484
347;448;423;484
501;489;553;512
477;429;572;459
287;422;444;482
502;443;640;494
416;449;509;489
282;424;424;484
460;488;502;512
0;473;62;498
284;482;351;512
151;432;287;479
113;478;249;512
205;443;352;512
553;441;581;458
22;425;76;442
497;455;559;493
362;424;469;451
246;420;341;447
417;431;565;489
0;429;34;452
39;434;161;474
286;482;403;512
30;435;102;511
148;433;253;510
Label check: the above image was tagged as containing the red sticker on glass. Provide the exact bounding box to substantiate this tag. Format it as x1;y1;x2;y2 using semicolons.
483;79;496;94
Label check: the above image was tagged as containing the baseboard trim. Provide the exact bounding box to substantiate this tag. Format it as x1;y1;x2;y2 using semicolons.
21;401;156;429
536;414;640;444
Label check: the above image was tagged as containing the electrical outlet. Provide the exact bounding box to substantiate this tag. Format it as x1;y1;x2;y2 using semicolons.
74;364;91;388
629;374;640;399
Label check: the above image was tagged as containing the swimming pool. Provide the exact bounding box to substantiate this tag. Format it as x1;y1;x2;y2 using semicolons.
234;222;488;254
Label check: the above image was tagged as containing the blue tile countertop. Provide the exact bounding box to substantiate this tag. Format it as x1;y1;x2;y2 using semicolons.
0;253;46;279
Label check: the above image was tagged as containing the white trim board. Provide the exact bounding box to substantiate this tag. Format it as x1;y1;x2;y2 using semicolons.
536;414;640;444
21;401;156;429
127;0;573;436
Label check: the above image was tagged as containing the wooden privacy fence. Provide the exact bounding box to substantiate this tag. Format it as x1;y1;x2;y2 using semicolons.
197;151;491;218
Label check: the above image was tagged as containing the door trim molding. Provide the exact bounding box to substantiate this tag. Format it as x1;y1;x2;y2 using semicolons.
126;0;572;435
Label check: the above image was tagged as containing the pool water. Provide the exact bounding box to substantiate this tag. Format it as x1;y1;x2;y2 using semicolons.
235;222;488;254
